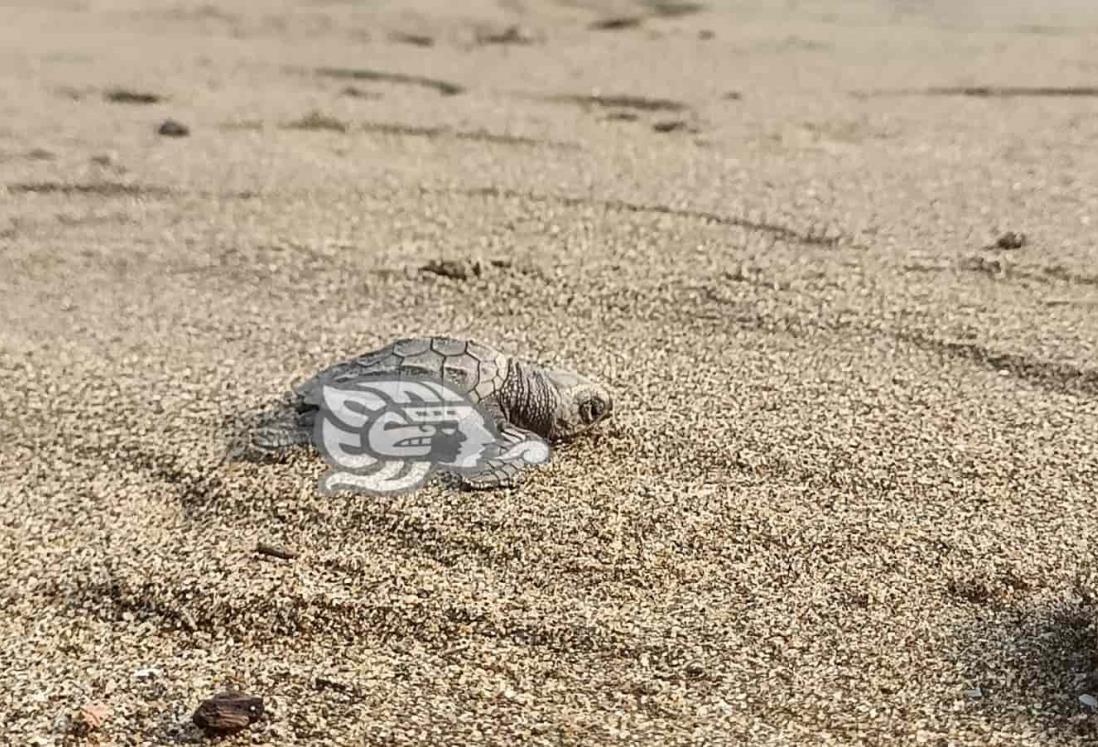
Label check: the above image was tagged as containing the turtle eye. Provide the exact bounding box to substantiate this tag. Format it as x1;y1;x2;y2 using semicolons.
579;398;604;425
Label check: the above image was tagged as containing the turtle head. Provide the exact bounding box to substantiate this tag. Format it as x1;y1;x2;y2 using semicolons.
543;369;614;441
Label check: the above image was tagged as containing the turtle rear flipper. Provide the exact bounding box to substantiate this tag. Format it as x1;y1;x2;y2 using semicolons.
252;411;314;451
224;405;316;463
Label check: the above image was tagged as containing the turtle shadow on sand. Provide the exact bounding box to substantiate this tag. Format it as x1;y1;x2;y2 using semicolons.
949;595;1098;739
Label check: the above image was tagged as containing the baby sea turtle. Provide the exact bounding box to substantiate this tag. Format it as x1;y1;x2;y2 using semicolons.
248;336;613;489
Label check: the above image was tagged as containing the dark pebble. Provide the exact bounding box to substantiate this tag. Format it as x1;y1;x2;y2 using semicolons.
653;120;693;133
992;231;1027;250
192;692;264;735
421;259;482;280
477;24;538;45
590;16;643;30
158;119;190;137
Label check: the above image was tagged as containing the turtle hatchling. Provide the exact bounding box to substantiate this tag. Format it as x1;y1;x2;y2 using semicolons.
247;336;613;489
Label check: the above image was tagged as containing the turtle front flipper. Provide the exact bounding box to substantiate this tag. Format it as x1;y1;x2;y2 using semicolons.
448;458;527;490
443;420;549;491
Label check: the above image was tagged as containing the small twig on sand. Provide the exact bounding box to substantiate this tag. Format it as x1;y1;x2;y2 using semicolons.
256;541;298;560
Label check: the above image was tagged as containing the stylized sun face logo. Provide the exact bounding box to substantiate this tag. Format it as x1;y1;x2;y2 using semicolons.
312;377;540;495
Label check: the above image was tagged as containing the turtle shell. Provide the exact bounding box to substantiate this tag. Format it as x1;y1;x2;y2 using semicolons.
295;337;510;409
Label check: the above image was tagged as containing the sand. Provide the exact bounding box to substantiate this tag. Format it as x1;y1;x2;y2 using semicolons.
2;0;1098;744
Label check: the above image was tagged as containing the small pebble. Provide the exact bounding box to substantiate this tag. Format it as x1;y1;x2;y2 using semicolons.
653;120;693;134
992;231;1026;250
476;24;539;45
590;16;643;30
685;662;706;678
390;32;434;47
157;119;189;137
421;259;482;280
193;691;264;735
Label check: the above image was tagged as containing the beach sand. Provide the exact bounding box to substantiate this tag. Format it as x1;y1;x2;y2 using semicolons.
2;0;1098;743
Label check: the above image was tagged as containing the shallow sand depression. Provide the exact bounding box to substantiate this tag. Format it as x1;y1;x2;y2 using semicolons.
2;0;1098;744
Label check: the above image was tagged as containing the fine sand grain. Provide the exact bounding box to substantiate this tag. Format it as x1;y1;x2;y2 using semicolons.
2;1;1098;744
